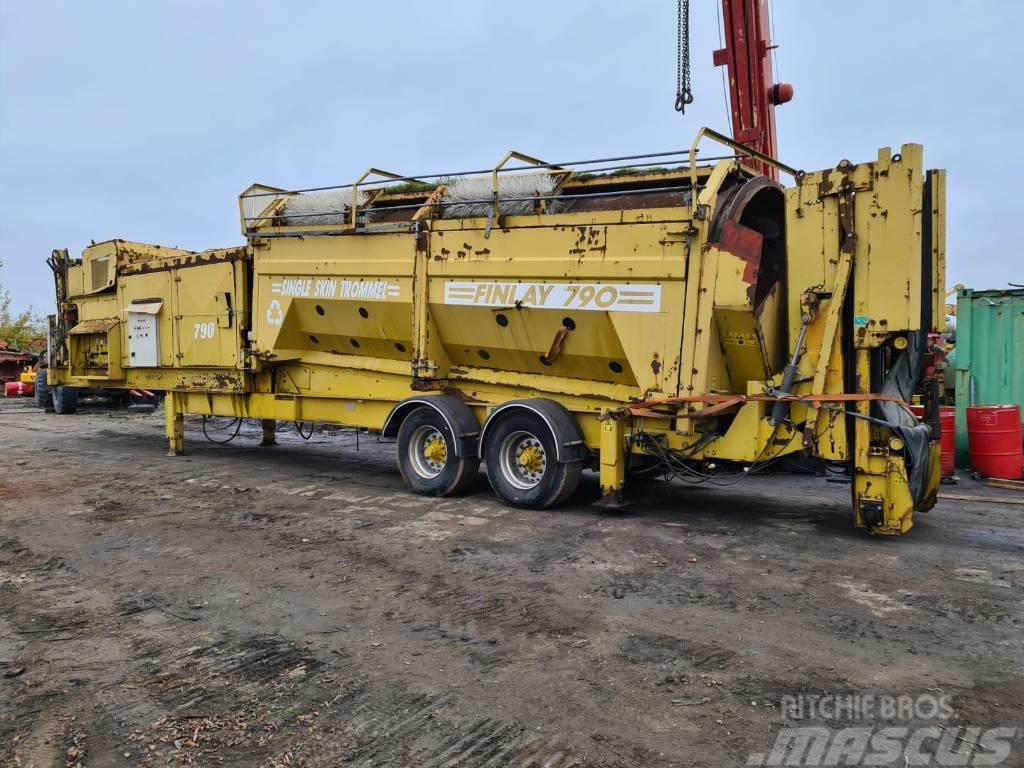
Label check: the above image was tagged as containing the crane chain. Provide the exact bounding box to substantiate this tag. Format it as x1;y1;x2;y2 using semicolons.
675;0;693;114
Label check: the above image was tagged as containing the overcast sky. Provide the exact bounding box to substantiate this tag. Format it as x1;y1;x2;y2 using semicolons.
1;1;1020;313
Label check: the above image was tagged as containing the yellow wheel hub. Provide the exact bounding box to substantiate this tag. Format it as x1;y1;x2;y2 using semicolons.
518;444;545;474
423;437;447;464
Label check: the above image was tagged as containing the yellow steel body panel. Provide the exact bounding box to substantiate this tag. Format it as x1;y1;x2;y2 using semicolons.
80;240;194;296
787;146;935;348
54;248;250;390
174;261;240;367
928;170;947;329
117;270;175;368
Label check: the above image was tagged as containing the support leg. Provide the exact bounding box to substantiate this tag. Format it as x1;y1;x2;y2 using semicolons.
165;392;184;456
596;416;627;507
851;349;918;535
260;419;277;446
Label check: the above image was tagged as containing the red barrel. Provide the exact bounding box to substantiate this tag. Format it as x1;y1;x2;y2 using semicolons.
909;405;956;477
967;405;1024;480
939;406;956;477
3;381;35;398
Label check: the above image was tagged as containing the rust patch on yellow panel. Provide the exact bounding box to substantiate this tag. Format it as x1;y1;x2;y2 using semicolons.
120;247;249;277
69;318;119;334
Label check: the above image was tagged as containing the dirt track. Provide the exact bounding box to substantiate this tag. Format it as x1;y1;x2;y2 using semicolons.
1;398;1022;767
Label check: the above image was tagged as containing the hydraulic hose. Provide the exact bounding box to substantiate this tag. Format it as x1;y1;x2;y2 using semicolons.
768;316;810;426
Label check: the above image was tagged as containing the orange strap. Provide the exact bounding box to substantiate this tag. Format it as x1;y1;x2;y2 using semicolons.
626;392;915;420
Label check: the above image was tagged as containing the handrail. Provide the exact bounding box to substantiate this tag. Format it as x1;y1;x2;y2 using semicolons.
243;184;699;226
687;126;799;211
237;143;757;233
489;151;571;224
237;183;287;236
351;168;407;229
238;148;731;201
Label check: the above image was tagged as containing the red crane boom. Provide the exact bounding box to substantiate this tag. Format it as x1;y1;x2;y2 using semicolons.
712;0;793;178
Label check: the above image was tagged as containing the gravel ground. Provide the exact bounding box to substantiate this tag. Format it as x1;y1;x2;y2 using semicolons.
1;397;1022;767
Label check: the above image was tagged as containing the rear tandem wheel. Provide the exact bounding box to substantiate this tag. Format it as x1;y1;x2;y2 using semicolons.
396;406;480;497
482;410;582;509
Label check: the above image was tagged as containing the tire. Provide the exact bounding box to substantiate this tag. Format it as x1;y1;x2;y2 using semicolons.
396;406;480;497
483;411;582;509
52;386;79;415
35;370;53;410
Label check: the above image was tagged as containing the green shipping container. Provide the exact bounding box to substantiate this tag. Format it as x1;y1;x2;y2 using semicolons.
954;288;1024;464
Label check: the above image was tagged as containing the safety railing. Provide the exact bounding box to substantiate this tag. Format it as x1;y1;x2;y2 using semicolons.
237;137;756;237
686;127;799;213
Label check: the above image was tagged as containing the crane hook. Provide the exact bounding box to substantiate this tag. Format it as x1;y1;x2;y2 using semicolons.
674;88;694;114
675;0;692;116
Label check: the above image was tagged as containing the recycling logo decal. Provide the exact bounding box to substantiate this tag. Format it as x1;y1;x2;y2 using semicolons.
266;299;284;326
